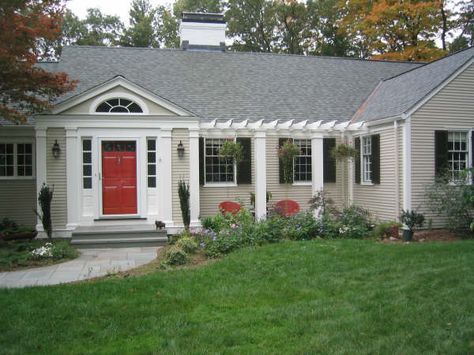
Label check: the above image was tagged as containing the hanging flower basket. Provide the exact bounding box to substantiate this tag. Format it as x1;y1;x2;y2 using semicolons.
331;143;359;161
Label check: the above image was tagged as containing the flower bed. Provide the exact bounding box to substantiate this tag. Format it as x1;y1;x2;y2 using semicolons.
0;239;79;271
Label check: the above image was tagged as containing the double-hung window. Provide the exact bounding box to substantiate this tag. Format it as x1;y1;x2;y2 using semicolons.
447;131;468;182
204;138;235;184
0;143;33;178
293;139;312;182
362;136;372;183
147;139;157;188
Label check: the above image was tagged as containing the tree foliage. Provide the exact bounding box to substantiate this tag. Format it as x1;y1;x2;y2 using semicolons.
0;0;76;123
121;0;157;47
339;0;448;61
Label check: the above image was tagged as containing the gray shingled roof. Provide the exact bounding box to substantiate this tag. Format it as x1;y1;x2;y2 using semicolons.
1;46;423;126
353;47;474;122
49;46;419;122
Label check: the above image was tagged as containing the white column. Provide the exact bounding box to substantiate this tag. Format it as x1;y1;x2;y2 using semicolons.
254;131;267;220
402;117;412;211
311;134;324;216
189;129;201;226
66;127;79;229
159;128;173;224
35;128;47;231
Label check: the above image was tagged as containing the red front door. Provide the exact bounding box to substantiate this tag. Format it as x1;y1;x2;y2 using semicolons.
102;141;137;215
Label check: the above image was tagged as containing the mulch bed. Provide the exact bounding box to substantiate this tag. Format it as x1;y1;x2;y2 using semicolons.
381;229;462;243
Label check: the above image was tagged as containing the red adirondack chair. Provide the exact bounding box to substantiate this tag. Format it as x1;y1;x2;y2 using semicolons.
219;201;242;216
274;199;300;217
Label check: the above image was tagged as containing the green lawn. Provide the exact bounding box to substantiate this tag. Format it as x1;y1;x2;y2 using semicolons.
1;240;473;354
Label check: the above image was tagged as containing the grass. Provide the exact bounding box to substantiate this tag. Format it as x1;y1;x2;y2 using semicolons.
1;239;473;354
0;240;78;271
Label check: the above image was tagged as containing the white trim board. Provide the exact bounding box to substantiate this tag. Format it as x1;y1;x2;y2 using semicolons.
51;76;195;117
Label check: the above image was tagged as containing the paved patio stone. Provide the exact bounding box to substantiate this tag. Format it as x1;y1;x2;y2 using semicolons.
0;247;160;288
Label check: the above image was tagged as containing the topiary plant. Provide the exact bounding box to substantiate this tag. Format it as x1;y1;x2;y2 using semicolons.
178;179;190;230
34;183;54;239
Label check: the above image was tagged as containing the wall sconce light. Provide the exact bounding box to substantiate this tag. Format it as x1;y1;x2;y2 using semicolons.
177;140;185;158
52;140;61;158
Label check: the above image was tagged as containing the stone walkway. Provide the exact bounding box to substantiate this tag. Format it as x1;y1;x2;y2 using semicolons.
0;247;160;288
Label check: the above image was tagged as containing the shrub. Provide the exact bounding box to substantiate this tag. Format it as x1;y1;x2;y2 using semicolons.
163;246;188;266
283;212;320;241
175;235;198;254
0;218;18;232
425;172;474;234
51;241;79;259
320;205;373;239
372;221;402;239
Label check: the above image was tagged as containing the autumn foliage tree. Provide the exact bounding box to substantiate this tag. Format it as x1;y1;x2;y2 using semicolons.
0;0;76;123
339;0;447;61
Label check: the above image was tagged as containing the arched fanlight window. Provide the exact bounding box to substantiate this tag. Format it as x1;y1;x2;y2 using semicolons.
95;98;143;113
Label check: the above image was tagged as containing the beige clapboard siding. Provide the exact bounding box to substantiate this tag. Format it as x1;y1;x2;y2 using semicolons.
353;125;399;222
0;180;36;226
410;63;474;228
199;136;255;218
46;128;67;228
172;129;190;223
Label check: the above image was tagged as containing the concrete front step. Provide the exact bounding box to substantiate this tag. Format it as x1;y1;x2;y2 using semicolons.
71;227;168;249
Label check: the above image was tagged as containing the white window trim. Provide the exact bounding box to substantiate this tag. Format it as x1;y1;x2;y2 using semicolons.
292;139;312;184
360;135;373;185
446;130;470;183
81;137;93;190
89;92;149;115
147;138;157;190
0;141;35;180
203;137;237;187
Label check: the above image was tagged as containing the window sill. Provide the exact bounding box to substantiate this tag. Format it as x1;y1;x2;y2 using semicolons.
360;181;374;186
292;181;312;186
0;176;35;181
203;183;237;188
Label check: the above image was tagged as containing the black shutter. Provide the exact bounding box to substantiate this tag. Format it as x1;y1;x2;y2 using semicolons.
236;137;252;184
355;137;361;184
199;137;204;185
371;134;380;184
279;138;293;183
434;130;448;179
323;138;336;183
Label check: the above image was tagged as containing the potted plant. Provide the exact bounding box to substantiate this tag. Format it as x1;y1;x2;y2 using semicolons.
278;140;300;184
219;140;243;165
400;209;425;241
331;143;359;161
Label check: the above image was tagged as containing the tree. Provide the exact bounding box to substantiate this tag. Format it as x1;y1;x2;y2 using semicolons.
275;0;313;54
156;6;180;48
307;0;354;56
122;0;157;47
0;0;76;123
450;0;474;52
339;0;447;61
76;8;124;46
173;0;223;15
226;0;279;52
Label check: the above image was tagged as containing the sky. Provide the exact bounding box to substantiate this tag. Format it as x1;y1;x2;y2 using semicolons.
67;0;174;23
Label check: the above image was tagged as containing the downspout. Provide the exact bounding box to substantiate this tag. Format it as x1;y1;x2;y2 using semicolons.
394;120;400;219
